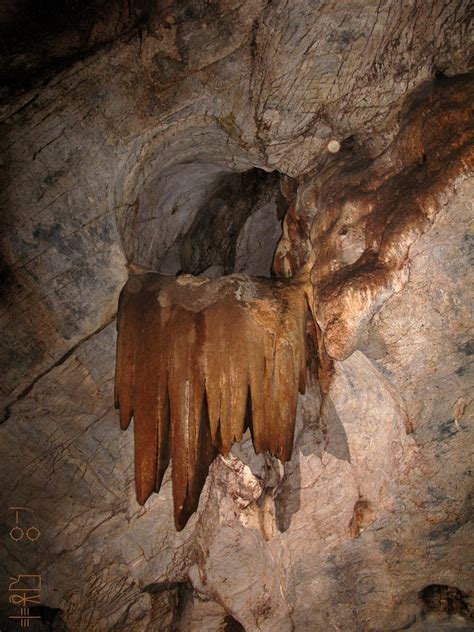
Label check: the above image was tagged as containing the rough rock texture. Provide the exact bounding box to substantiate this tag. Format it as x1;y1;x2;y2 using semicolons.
1;0;472;412
0;1;473;631
274;73;473;361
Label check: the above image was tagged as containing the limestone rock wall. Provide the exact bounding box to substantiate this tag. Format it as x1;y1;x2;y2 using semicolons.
0;1;472;631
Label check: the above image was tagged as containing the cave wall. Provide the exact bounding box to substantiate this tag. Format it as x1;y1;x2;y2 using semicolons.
1;0;471;414
0;1;473;631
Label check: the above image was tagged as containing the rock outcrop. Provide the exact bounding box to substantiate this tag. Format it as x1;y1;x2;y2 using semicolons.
0;1;472;630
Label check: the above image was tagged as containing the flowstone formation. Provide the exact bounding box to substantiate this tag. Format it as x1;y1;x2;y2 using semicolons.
275;73;474;361
115;271;309;529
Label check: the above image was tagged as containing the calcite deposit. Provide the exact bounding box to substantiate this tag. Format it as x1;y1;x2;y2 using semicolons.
115;271;309;529
0;1;472;631
275;73;474;362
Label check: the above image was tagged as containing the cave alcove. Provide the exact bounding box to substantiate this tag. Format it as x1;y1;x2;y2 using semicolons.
118;163;287;278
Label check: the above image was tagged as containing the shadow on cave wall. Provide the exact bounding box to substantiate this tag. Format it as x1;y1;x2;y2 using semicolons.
274;387;351;533
180;169;286;276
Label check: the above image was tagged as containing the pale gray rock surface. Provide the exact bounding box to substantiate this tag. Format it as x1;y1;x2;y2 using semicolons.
0;1;472;630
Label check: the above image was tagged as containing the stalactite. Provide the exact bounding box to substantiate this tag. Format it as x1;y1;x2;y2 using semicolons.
115;272;311;530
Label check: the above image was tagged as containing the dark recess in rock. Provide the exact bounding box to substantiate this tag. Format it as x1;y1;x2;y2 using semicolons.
223;614;246;631
180;168;285;276
419;585;471;618
33;604;65;629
